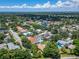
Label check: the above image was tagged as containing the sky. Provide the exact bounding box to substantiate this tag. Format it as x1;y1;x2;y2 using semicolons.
0;0;79;12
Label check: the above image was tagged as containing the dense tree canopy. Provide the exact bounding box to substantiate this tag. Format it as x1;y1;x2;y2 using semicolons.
0;33;4;43
31;44;43;58
73;39;79;56
43;41;60;59
0;49;32;59
21;36;32;49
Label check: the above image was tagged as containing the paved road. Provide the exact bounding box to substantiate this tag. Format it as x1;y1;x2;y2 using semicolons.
61;57;79;59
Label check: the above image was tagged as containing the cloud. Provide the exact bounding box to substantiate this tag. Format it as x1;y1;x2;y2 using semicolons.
56;1;63;8
0;4;29;8
72;0;79;2
0;1;51;8
33;4;42;8
42;1;51;8
0;0;78;9
32;1;51;8
56;0;75;8
71;0;79;7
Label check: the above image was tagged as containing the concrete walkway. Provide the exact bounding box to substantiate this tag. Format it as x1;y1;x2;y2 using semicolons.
61;57;79;59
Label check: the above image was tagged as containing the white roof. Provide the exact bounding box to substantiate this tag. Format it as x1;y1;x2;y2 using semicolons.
23;32;32;36
7;42;20;50
7;43;15;50
68;45;75;49
0;43;6;49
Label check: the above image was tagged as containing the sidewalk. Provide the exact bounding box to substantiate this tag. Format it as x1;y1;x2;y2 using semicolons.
61;57;79;59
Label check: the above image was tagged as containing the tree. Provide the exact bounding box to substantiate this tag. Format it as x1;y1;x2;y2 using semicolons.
72;31;79;39
73;39;79;56
60;32;68;39
52;34;62;42
21;36;32;49
43;41;60;59
31;44;42;58
13;49;32;59
0;49;32;59
0;33;4;43
32;23;46;30
74;46;79;56
73;39;79;46
0;49;9;59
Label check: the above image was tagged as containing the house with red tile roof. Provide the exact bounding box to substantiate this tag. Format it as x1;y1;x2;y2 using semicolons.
27;35;45;50
37;44;45;51
27;36;36;44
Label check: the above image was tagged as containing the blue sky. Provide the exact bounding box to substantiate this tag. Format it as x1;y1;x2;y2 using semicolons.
0;0;57;5
0;0;79;12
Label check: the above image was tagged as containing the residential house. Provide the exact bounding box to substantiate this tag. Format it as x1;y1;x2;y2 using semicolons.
0;28;8;33
27;35;43;44
37;44;45;51
9;29;22;46
57;37;74;49
7;42;20;50
39;31;52;39
27;36;36;44
16;26;27;33
0;43;7;49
